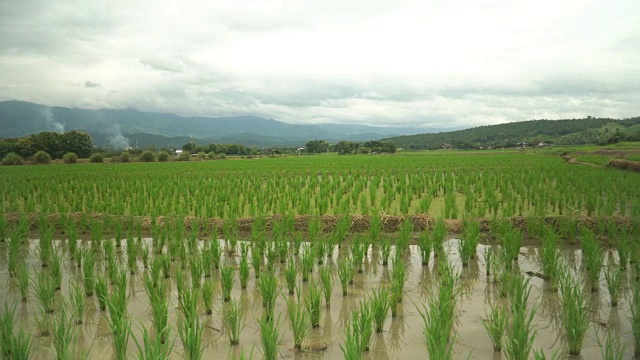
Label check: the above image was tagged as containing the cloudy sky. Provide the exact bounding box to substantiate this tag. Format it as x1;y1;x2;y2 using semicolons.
1;0;639;129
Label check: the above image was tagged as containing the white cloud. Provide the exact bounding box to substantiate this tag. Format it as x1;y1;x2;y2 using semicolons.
0;0;638;128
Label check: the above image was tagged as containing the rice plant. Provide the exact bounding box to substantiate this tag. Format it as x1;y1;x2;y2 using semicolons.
95;274;108;311
220;262;235;302
16;263;29;302
418;230;431;266
300;245;314;282
284;259;297;295
604;261;622;307
69;281;86;324
598;328;625;360
223;298;243;345
580;227;603;292
380;236;391;266
559;273;590;356
338;256;353;296
539;227;561;291
258;315;280;360
356;301;373;352
631;286;640;357
178;315;204;360
481;301;507;352
52;303;77;360
81;249;95;297
286;287;309;350
340;314;362;360
7;231;22;277
320;265;333;309
7;325;32;360
201;278;214;315
258;269;278;321
32;270;56;313
0;303;17;358
132;324;174;360
50;247;63;290
305;280;322;328
239;250;250;289
370;286;390;333
147;278;169;344
106;271;130;360
459;219;480;266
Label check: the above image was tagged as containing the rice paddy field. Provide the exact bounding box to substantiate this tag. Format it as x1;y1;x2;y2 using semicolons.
1;149;639;359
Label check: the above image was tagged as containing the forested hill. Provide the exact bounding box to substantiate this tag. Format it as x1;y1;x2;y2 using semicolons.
384;117;640;149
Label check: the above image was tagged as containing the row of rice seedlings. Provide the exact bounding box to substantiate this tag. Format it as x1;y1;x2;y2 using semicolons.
0;303;32;360
558;270;590;356
258;269;279;321
419;259;459;360
305;280;323;328
223;298;243;345
580;227;604;292
286;286;310;350
338;256;355;296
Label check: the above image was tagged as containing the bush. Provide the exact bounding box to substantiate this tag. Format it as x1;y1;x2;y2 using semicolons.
2;152;24;165
607;159;640;172
32;150;52;164
89;153;104;163
62;152;78;164
197;151;207;160
217;153;226;160
139;150;156;162
177;152;190;161
119;151;131;163
110;155;120;163
207;152;216;160
157;151;170;162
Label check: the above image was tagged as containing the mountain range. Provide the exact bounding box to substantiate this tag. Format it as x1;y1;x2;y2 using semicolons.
0;101;435;148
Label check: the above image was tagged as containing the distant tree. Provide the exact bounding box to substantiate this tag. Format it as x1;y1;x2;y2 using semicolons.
335;141;357;155
139;150;156;162
305;140;329;153
177;152;190;161
182;142;196;154
2;152;25;165
59;131;93;158
62;152;78;164
89;153;104;163
119;151;131;163
32;150;52;164
157;151;170;162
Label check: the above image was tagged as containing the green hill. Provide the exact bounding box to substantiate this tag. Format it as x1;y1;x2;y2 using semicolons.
384;117;640;149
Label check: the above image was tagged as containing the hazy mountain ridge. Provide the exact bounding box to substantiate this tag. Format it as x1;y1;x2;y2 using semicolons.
0;101;429;147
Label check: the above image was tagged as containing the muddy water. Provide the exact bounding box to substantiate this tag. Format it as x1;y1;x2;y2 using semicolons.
0;238;636;359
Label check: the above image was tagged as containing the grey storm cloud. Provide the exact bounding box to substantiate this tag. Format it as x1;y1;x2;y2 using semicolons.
0;0;638;128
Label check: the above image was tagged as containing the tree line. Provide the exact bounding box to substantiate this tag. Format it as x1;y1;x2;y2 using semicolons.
0;131;93;159
305;140;396;154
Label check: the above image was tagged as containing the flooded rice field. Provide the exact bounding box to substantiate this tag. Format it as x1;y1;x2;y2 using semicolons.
0;236;637;359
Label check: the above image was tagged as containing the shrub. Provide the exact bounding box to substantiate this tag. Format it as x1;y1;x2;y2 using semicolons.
139;150;156;162
177;152;190;161
607;159;640;172
207;152;216;160
157;151;170;162
197;151;206;160
2;152;24;165
217;153;226;160
62;152;78;164
119;151;131;163
89;153;104;163
32;150;52;164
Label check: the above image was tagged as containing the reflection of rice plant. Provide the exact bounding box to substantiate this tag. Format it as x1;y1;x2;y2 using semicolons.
370;286;390;333
221;263;235;302
338;256;353;296
284;259;296;295
286;288;309;350
604;262;622;307
223;298;243;345
70;281;86;324
320;266;333;309
258;315;280;360
559;273;589;356
132;324;174;360
17;264;29;302
481;302;507;352
305;280;322;328
258;270;278;322
33;271;56;314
